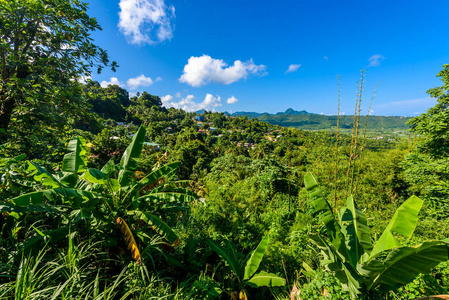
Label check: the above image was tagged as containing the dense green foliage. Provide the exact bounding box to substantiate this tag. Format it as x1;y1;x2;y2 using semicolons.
1;1;449;299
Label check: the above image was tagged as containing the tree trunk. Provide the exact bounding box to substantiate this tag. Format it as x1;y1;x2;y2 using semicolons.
0;92;15;144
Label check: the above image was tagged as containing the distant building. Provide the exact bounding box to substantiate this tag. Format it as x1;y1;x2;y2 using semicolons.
143;142;161;151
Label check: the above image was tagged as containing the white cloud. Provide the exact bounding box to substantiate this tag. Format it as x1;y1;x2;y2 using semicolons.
118;0;175;45
127;74;156;90
286;64;301;73
161;93;222;112
175;92;182;98
367;54;385;67
100;77;125;88
161;94;174;105
179;55;267;87
77;75;91;84
227;96;239;104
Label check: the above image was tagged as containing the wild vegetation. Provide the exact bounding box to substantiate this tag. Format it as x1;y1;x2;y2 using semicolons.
1;1;449;299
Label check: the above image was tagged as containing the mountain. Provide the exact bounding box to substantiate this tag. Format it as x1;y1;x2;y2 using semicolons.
276;108;315;115
223;108;314;118
221;109;411;132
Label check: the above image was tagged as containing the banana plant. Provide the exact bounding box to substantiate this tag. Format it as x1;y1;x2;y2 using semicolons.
304;172;449;299
2;126;196;262
207;235;285;299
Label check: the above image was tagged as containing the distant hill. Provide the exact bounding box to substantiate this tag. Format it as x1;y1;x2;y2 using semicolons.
223;108;315;118
276;108;315;115
256;114;412;132
221;108;412;132
207;108;412;132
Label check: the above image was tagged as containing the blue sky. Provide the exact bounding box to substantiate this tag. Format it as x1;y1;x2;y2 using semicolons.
86;0;449;116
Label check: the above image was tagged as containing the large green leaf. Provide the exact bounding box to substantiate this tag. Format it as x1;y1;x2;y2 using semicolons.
206;239;242;278
139;190;198;205
139;162;179;186
100;158;116;177
123;162;179;202
362;239;449;292
304;172;350;261
62;136;87;174
10;190;55;206
0;203;59;213
118;126;146;187
370;195;423;258
27;162;62;188
80;168;108;184
245;271;286;288
309;234;361;298
244;235;269;280
21;227;70;252
340;195;372;267
132;211;179;245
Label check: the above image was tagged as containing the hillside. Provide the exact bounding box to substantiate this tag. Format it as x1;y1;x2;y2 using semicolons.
225;108;412;132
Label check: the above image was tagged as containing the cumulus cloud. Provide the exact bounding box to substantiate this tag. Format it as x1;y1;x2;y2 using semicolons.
100;75;161;90
227;96;239;104
286;64;301;73
127;74;159;90
367;54;385;67
118;0;175;45
161;94;222;112
161;94;174;105
179;55;267;87
100;77;125;88
77;75;92;84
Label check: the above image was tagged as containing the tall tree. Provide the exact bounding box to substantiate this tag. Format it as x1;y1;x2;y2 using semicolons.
403;64;449;217
0;0;117;142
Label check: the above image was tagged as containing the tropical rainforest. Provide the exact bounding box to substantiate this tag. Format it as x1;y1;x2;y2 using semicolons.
1;1;449;299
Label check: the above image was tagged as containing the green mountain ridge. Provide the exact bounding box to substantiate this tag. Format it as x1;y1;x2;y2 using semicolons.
218;108;412;132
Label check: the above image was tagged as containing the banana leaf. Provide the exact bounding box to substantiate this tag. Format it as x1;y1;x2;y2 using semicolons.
139;190;198;205
10;190;55;206
340;195;372;267
304;172;350;261
80;168;120;193
118;126;145;187
206;239;242;278
362;239;449;292
27;162;62;188
62;136;87;174
100;158;116;177
370;195;423;258
132;210;180;246
116;217;142;265
0;203;59;213
245;271;286;288
21;226;69;252
244;235;269;280
123;162;179;202
309;234;361;299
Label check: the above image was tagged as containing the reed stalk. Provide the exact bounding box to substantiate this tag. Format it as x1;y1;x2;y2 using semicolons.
353;81;379;194
333;75;341;211
346;70;365;198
